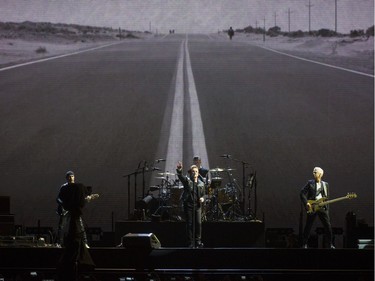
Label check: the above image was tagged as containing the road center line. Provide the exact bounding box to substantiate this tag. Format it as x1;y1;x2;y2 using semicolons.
184;38;210;168
165;41;185;173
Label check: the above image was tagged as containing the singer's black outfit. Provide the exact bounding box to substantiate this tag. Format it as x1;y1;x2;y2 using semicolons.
300;179;333;248
57;183;95;281
177;168;205;248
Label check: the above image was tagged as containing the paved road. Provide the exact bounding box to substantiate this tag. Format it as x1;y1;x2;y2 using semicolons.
0;34;373;235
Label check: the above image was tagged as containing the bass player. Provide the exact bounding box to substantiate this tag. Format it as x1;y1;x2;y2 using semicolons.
300;167;335;249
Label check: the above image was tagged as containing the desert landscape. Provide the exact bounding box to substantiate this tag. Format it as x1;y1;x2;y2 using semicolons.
0;21;373;75
246;33;374;75
0;21;146;68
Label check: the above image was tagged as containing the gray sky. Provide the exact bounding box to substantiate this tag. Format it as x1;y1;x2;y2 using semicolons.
0;0;373;34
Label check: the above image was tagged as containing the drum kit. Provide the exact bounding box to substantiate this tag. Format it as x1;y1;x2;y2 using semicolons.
136;167;245;222
135;172;183;221
203;167;244;221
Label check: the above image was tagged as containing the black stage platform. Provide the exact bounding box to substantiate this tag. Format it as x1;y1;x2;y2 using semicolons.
0;246;373;280
115;221;266;248
0;221;373;280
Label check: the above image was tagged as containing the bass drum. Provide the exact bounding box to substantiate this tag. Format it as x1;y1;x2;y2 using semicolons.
217;183;236;204
136;195;159;218
217;188;231;204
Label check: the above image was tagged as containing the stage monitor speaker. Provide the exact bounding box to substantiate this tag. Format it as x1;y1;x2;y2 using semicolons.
122;233;161;249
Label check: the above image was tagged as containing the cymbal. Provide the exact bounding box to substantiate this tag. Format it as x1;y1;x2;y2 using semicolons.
226;168;236;171
209;167;224;172
211;177;222;181
158;172;175;176
155;176;167;180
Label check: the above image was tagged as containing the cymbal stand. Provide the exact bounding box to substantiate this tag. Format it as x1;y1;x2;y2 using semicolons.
207;172;225;221
220;154;249;215
152;176;173;219
246;170;257;220
214;188;226;221
225;172;243;221
204;192;225;221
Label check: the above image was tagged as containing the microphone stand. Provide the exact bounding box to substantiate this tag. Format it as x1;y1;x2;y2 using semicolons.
123;161;160;219
142;163;146;199
192;180;196;248
122;169;139;219
253;172;257;219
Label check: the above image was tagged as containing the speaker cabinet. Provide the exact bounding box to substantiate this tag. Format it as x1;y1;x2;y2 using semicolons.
122;233;161;249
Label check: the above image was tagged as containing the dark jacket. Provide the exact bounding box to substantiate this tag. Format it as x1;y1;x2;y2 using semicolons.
300;179;329;210
58;183;89;216
176;169;205;207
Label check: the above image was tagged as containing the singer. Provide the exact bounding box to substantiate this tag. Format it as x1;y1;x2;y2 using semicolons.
193;156;209;185
176;161;205;248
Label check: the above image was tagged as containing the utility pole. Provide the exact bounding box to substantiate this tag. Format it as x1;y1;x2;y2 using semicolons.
335;0;338;33
263;17;266;42
287;8;291;33
306;0;314;33
273;12;278;27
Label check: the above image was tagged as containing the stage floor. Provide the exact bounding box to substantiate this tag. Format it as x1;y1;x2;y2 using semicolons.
0;246;373;280
115;221;266;248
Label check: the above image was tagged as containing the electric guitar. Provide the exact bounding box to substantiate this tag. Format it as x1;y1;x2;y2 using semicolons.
86;193;100;202
307;192;357;214
56;193;99;216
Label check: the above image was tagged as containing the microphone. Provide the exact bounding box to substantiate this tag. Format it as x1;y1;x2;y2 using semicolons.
155;159;166;163
220;154;231;158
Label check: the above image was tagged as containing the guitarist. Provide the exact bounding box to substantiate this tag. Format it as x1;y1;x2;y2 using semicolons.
55;171;89;248
56;171;95;280
300;167;335;249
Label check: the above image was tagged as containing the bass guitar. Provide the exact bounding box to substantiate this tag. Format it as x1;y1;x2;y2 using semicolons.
307;192;357;214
